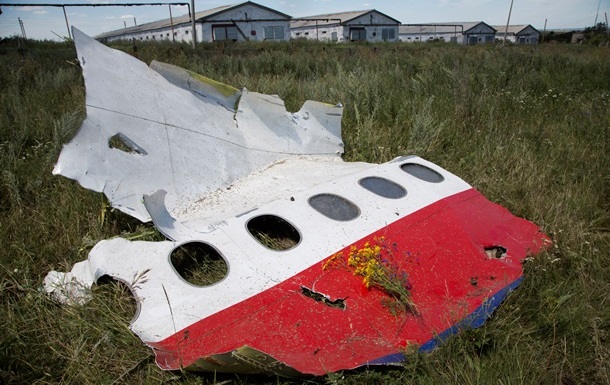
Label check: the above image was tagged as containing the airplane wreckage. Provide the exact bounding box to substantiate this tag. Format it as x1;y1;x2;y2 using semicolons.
44;28;551;377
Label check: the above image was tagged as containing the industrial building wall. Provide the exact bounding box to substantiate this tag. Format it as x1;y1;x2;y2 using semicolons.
201;4;290;42
344;12;399;42
105;24;200;43
291;25;344;42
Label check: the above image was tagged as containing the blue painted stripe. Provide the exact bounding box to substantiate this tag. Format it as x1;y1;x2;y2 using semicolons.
366;276;524;365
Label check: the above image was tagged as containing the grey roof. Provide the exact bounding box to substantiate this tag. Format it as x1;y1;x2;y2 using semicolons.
491;25;539;35
291;9;400;28
399;22;496;34
96;1;291;40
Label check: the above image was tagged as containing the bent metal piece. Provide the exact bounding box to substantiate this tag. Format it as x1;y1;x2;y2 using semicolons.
44;28;551;377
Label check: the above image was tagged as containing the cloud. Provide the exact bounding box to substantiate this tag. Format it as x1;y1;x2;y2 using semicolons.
439;0;492;7
121;14;135;19
16;6;44;12
33;10;48;15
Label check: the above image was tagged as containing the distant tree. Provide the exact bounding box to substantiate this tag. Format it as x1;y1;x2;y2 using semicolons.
542;30;572;44
583;22;609;45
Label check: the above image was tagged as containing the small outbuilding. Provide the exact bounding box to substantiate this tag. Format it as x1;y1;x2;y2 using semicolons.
399;22;496;44
290;10;400;42
492;25;540;44
97;1;291;43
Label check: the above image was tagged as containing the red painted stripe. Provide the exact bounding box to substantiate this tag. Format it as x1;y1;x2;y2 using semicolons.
148;188;550;375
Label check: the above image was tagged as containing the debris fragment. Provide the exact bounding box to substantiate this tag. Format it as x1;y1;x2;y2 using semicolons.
44;28;551;376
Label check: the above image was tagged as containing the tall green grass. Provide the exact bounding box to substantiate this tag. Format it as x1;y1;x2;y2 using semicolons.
1;39;608;384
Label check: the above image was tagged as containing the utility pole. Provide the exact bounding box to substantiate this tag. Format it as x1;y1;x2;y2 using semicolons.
542;18;547;43
503;0;514;46
133;17;137;26
169;4;175;42
594;0;601;25
18;17;27;39
62;5;71;39
190;0;196;47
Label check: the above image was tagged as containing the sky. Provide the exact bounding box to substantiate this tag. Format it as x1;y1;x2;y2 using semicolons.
0;0;608;41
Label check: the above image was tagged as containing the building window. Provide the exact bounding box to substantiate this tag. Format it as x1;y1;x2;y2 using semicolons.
213;25;238;41
381;28;395;40
264;26;285;40
350;27;366;41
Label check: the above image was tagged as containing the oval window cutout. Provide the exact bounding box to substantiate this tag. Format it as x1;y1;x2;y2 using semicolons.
309;193;360;221
247;215;300;251
170;242;228;286
359;176;406;199
401;163;444;183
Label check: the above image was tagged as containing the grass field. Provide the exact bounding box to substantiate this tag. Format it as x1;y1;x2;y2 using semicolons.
1;38;608;384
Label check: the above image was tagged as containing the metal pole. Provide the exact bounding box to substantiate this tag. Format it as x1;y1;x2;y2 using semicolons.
503;0;514;46
19;17;27;39
190;0;196;47
62;5;71;39
542;18;547;43
169;4;175;42
594;0;601;25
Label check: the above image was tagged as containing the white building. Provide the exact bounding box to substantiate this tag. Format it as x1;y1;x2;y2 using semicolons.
96;1;291;43
492;25;540;44
399;22;496;44
290;10;400;43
